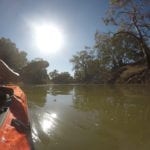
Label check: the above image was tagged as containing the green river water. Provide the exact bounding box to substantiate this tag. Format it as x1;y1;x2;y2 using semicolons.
23;85;150;150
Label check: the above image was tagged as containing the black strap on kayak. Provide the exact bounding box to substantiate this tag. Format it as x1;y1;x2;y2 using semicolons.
11;118;30;133
11;119;35;150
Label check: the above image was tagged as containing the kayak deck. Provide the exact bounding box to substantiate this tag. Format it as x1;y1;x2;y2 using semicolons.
0;85;33;150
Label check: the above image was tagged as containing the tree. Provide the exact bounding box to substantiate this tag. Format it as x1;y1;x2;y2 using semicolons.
70;46;109;83
95;31;142;70
21;59;49;84
104;0;150;67
49;69;59;81
70;48;94;82
0;37;28;71
49;70;73;84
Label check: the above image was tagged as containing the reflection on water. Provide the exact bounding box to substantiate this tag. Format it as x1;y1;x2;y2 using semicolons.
40;112;57;135
32;123;40;143
23;85;49;107
48;84;73;95
24;85;150;150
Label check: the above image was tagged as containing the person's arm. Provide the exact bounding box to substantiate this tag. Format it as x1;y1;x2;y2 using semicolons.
0;59;20;83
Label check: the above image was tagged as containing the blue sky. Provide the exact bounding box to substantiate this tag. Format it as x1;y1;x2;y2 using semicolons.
0;0;110;73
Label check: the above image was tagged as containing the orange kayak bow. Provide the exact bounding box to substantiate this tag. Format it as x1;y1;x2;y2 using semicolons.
0;85;33;150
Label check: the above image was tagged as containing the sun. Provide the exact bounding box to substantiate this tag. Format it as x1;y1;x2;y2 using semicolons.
33;23;64;54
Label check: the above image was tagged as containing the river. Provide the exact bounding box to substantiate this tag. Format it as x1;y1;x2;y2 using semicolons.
23;84;150;150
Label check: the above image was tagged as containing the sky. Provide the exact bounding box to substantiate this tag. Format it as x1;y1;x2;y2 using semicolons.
0;0;110;74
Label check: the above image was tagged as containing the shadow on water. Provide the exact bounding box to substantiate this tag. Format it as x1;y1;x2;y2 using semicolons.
72;85;150;150
23;85;49;107
24;84;150;150
48;84;74;95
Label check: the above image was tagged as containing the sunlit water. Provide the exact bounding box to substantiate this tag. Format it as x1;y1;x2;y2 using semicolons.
23;85;150;150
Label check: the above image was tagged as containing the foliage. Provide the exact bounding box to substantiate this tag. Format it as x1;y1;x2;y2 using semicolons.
95;31;142;70
70;49;92;82
104;0;150;67
21;59;50;84
70;0;150;83
0;37;51;84
49;70;73;84
70;29;144;83
0;37;28;71
70;47;108;83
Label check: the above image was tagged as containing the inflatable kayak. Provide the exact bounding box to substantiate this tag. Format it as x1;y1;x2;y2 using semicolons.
0;85;33;150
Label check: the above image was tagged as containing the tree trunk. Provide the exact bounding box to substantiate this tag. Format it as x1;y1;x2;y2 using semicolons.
114;31;150;68
141;41;150;68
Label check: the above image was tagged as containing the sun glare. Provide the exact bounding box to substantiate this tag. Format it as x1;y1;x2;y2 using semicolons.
33;23;64;54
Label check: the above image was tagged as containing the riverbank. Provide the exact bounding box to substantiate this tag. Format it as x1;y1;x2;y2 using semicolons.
109;60;150;84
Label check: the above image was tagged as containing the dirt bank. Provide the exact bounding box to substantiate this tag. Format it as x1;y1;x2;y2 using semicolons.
109;61;150;84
